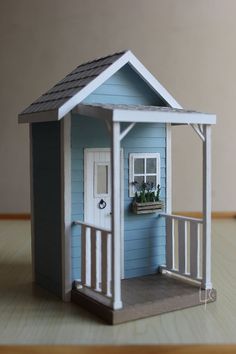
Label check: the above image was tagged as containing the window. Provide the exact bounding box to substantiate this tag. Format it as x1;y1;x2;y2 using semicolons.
129;153;161;197
94;162;110;197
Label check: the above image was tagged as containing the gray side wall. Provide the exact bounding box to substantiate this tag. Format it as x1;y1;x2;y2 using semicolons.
32;122;62;297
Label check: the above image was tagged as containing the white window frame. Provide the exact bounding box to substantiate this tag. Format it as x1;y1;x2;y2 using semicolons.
129;153;161;197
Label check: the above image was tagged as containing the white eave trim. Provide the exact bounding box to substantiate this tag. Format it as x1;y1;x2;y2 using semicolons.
112;109;216;125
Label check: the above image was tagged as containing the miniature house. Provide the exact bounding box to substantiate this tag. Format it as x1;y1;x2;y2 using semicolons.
19;50;216;324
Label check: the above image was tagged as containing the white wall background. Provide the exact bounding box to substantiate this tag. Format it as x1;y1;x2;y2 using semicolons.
0;0;234;213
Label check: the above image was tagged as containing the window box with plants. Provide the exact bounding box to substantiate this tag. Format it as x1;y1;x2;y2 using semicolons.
131;182;164;214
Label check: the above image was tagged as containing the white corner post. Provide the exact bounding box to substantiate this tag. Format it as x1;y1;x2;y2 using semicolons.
202;124;213;289
29;123;35;282
60;114;72;301
111;121;123;309
166;123;172;214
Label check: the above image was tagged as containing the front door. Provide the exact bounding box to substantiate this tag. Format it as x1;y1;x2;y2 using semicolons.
84;148;124;278
84;148;111;229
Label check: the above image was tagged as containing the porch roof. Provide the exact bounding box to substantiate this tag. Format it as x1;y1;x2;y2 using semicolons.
76;103;216;125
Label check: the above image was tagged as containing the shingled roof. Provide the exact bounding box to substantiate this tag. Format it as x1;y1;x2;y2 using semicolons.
19;50;181;123
20;50;127;115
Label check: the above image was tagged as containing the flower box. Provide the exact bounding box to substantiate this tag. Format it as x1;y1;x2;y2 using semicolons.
132;201;164;214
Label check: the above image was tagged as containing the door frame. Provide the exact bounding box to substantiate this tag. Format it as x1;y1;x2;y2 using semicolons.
84;148;125;279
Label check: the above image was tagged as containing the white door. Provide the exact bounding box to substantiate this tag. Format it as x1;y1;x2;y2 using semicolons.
84;149;111;229
84;148;124;278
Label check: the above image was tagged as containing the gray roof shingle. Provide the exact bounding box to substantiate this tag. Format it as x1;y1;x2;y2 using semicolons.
20;50;127;115
80;103;201;114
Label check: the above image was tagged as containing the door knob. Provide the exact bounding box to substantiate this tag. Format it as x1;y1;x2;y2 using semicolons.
98;199;107;209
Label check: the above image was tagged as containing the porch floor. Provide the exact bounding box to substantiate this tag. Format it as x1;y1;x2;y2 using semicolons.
71;273;216;325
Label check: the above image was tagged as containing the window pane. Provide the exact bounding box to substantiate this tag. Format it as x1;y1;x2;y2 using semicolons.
133;175;145;189
146;158;156;173
146;175;156;189
96;165;108;194
134;158;144;174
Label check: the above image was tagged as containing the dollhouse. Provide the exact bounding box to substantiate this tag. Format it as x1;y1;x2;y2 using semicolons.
19;50;216;324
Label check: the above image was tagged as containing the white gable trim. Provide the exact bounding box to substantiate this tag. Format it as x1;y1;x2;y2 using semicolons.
58;51;182;119
128;53;182;109
58;51;131;119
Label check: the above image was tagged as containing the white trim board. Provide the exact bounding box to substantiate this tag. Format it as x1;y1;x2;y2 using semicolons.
19;50;182;123
113;110;216;124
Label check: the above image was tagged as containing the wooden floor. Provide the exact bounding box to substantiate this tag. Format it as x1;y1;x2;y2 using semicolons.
0;220;235;343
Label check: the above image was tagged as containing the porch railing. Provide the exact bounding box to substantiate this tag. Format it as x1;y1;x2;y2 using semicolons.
73;221;112;298
161;213;203;282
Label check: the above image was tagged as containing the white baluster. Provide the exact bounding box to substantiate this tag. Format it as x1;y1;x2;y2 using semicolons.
86;226;91;286
90;228;98;290
190;222;199;279
178;220;188;274
81;225;86;286
166;217;174;270
101;231;109;295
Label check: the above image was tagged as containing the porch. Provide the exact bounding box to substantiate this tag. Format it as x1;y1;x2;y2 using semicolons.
72;211;216;324
71;103;216;322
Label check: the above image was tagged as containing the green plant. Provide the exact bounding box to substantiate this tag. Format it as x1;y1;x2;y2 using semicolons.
132;181;161;203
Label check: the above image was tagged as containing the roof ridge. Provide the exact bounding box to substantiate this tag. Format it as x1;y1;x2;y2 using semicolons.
76;49;129;69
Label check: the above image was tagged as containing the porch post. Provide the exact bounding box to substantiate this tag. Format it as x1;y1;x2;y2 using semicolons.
166;123;172;214
202;124;213;289
111;121;123;309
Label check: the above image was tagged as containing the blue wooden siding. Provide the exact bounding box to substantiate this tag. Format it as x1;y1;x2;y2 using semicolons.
32;122;62;297
71;117;110;280
83;64;165;106
71;64;167;280
122;123;166;278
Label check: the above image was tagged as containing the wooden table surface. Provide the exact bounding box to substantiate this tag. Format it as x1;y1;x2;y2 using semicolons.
1;220;236;345
1;346;236;354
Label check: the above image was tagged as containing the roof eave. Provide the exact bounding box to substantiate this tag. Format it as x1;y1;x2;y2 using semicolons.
76;104;216;125
18;109;58;124
113;109;216;125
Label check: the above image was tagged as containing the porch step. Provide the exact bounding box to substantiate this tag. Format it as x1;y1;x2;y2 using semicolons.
71;274;216;325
